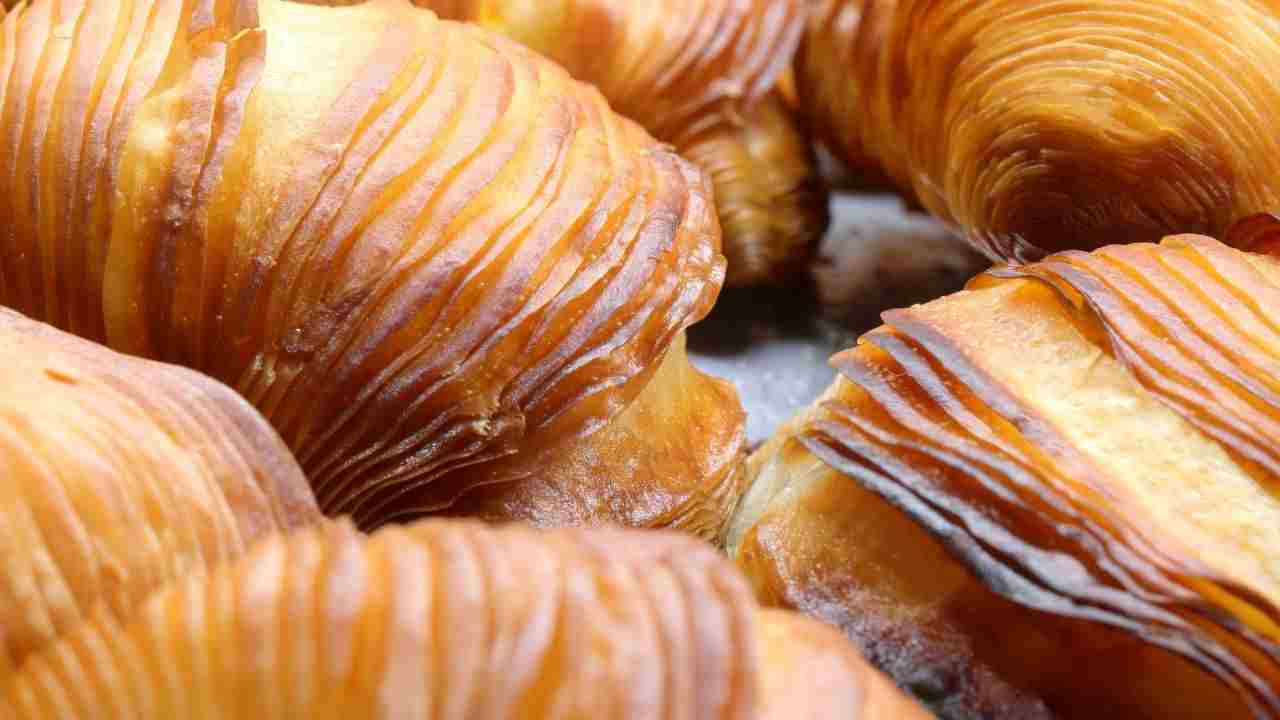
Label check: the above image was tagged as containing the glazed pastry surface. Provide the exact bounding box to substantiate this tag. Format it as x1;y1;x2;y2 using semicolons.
798;0;1280;260
0;308;319;680
0;0;744;530
420;0;828;285
3;519;928;719
732;235;1280;718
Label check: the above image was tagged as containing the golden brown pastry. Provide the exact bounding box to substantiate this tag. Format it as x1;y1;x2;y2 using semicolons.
680;92;828;285
0;307;319;680
1225;212;1280;258
0;0;745;533
418;0;827;286
447;333;747;538
729;235;1280;718
797;0;1280;261
2;518;928;719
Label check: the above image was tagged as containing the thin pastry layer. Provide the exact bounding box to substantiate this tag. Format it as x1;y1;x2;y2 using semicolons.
0;0;744;530
0;307;319;680
3;519;928;719
732;235;1280;718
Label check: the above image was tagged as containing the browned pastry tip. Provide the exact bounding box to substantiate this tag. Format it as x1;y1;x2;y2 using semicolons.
0;0;744;530
447;333;748;542
416;0;827;286
731;234;1280;718
682;92;829;286
798;0;1280;261
0;307;319;681
2;518;926;719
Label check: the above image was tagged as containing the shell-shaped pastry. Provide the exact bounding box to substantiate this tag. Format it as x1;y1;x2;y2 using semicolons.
420;0;827;286
797;0;1280;260
2;519;927;719
0;0;745;532
729;235;1280;718
0;308;319;680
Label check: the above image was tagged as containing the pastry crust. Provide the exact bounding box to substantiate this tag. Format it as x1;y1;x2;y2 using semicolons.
419;0;827;286
2;519;928;719
0;0;744;530
798;0;1280;259
448;334;748;542
0;308;319;680
732;235;1280;718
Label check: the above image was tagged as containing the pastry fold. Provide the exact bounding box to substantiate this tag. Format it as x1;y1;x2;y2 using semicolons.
0;0;744;531
3;519;928;719
419;0;827;285
797;0;1280;260
448;333;747;541
0;308;319;680
730;235;1280;718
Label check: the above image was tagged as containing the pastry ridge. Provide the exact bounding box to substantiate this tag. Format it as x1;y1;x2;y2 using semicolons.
0;0;744;529
0;307;319;681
